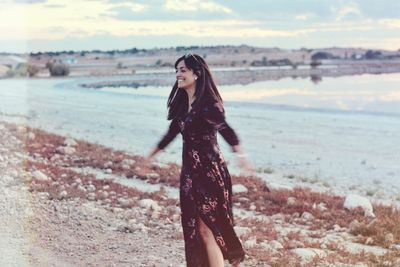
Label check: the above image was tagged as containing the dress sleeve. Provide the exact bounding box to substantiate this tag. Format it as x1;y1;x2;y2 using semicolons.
204;100;240;146
157;119;180;150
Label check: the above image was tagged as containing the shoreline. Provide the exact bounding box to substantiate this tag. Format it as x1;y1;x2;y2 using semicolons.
1;120;400;266
3;61;400;88
72;62;400;88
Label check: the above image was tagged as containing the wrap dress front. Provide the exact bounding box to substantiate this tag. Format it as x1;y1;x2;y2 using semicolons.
157;98;245;267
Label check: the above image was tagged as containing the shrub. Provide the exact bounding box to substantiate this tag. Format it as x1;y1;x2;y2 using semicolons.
27;64;40;77
47;63;70;76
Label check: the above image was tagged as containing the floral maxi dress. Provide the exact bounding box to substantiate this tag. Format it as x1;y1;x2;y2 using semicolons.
157;99;245;266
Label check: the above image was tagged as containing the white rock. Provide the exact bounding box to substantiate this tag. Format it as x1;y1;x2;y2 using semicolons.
292;248;327;262
341;241;387;256
151;211;160;219
315;202;328;212
234;226;251;237
104;161;113;168
145;173;160;179
270;240;284;250
27;132;35;140
287;197;296;205
58;190;68;200
118;198;133;208
385;233;394;244
37;192;50;200
32;170;50;181
301;211;314;221
99;191;109;199
138;199;161;212
244;238;257;249
232;184;248;194
87;184;96;192
344;194;375;218
333;224;341;231
87;192;96;201
64;138;77;147
122;164;131;170
122;159;136;165
56;146;76;155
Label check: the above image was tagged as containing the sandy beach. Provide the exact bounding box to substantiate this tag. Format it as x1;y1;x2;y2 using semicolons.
1;121;400;266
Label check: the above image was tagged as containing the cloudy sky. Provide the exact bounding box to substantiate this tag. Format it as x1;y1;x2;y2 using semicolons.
0;0;399;53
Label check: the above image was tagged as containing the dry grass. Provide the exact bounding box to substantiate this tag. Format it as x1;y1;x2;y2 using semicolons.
4;122;400;266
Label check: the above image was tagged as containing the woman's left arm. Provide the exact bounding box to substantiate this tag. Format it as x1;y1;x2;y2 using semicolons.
205;101;254;172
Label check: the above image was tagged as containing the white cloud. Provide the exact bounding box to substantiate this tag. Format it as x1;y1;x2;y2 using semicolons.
378;19;400;28
335;2;361;21
128;3;146;12
295;14;309;21
164;0;232;13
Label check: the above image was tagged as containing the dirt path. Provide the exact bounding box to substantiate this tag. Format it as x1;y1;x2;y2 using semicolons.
0;124;34;266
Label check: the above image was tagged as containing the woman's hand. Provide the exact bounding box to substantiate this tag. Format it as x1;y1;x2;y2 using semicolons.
142;147;161;168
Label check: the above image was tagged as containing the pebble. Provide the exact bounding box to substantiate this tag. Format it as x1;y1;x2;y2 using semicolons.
99;191;109;199
270;240;284;250
104;161;113;168
64;138;77;147
384;233;394;244
138;199;161;212
37;192;50;200
122;159;136;165
87;192;96;201
56;146;76;155
287;197;296;205
234;226;251;237
32;170;50;181
27;132;35;140
232;184;248;194
87;184;96;192
145;173;160;179
117;198;133;208
301;212;314;221
244;238;257;249
58;190;68;200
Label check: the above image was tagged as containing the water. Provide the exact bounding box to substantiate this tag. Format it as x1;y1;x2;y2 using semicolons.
1;72;399;200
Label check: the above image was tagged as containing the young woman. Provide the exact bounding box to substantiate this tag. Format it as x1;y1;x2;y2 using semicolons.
147;54;252;267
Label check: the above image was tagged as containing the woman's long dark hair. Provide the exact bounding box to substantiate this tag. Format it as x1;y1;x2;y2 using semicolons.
167;54;223;120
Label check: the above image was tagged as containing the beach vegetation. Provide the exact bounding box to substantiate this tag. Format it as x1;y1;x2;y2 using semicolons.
46;61;70;76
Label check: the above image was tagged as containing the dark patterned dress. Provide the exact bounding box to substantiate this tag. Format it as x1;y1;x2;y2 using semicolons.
157;98;245;267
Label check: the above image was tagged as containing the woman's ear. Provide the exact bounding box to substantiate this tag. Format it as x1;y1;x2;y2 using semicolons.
195;70;202;77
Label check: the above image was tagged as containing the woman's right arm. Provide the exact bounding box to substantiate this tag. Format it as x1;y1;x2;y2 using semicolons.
147;119;180;160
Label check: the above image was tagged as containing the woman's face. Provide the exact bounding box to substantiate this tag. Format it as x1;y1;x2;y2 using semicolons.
175;60;197;91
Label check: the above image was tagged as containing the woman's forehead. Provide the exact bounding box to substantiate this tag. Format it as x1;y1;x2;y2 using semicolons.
176;60;187;68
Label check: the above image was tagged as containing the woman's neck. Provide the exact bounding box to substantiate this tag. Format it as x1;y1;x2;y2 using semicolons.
186;87;196;110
